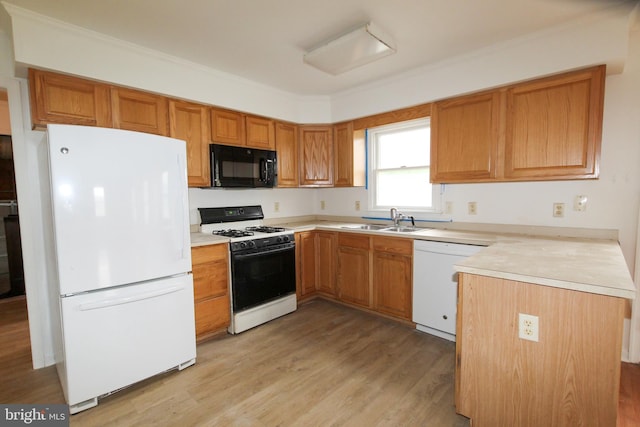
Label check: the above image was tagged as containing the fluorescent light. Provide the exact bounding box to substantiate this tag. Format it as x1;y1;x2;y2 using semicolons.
303;22;396;75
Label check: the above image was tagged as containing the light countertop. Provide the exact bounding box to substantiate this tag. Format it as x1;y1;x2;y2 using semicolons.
455;238;636;299
190;219;636;300
190;232;229;247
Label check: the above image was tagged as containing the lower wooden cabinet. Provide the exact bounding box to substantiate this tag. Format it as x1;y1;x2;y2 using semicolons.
316;231;336;295
296;231;317;299
295;231;336;300
372;237;413;319
191;244;230;341
335;233;413;321
336;233;370;308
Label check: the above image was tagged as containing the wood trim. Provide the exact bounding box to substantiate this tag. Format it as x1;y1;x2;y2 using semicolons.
353;103;432;130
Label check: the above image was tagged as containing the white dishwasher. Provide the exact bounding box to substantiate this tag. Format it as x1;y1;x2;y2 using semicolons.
413;240;485;341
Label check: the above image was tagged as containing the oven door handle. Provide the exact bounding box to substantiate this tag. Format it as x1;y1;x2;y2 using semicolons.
232;245;294;261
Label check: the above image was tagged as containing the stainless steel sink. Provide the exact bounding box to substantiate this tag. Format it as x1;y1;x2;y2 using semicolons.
381;226;420;233
341;224;389;231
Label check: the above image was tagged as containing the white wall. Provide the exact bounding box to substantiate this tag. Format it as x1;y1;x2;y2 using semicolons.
188;188;315;225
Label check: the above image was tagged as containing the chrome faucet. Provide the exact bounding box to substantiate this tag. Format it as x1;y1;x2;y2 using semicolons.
390;207;401;227
390;207;415;228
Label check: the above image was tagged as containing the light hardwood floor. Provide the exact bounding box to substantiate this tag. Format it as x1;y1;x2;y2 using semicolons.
2;297;468;426
2;297;639;426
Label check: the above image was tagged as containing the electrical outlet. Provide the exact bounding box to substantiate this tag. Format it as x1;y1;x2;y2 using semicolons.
518;313;539;342
355;201;361;211
445;201;453;215
274;201;279;212
553;202;565;218
468;202;477;215
320;200;325;210
574;195;587;212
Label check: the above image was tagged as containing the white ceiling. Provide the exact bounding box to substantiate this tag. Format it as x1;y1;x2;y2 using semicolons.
2;0;637;96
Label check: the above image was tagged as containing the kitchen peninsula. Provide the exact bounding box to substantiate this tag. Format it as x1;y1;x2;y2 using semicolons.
264;219;636;426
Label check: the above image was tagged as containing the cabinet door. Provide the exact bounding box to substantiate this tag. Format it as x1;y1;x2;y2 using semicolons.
111;87;168;135
316;231;336;295
431;90;502;183
29;68;112;129
296;232;316;299
195;297;230;339
336;234;370;307
211;108;245;145
191;244;230;339
299;125;333;187
372;237;412;320
333;121;354;187
169;100;211;187
246;115;275;149
0;92;10;135
275;122;299;187
504;65;604;180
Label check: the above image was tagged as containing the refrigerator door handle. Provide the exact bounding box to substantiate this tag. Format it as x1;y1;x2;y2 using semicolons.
177;154;189;261
78;286;183;311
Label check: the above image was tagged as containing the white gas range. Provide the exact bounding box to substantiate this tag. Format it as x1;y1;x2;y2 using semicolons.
198;206;297;334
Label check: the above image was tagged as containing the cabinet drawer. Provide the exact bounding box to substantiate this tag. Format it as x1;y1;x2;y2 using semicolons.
372;236;413;255
195;295;230;337
338;233;370;249
191;243;228;265
193;259;228;301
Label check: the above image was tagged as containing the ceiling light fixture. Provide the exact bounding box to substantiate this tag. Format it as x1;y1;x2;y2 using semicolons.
303;22;396;75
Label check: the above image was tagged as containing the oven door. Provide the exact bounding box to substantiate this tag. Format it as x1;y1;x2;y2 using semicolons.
230;244;296;312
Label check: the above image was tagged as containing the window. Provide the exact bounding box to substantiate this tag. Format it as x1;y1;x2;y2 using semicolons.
368;118;436;212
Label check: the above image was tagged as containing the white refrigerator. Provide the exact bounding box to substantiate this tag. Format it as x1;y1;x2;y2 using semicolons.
41;124;196;414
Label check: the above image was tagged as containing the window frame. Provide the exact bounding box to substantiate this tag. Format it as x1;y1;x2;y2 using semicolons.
367;117;439;214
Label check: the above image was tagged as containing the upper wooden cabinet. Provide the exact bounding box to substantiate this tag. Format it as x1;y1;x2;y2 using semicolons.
210;108;275;149
169;100;210;187
504;66;604;180
431;91;501;183
275;122;298;187
111;88;168;135
299;125;333;187
431;65;605;183
333;121;365;187
246;115;275;149
210;108;245;145
29;68;112;129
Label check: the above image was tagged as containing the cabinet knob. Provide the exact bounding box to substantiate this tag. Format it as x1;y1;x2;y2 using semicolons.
443;315;448;320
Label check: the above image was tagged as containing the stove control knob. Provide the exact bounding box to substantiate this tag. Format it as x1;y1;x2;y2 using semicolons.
248;241;256;248
276;237;283;243
239;242;247;249
282;235;289;242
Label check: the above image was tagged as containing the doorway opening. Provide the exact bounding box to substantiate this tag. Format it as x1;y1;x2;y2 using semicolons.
0;90;24;300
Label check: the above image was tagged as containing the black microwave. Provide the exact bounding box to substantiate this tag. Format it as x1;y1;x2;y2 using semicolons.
210;144;277;188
